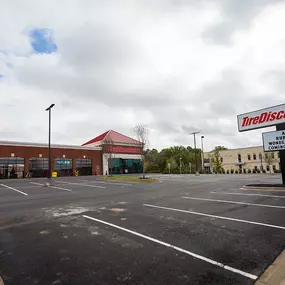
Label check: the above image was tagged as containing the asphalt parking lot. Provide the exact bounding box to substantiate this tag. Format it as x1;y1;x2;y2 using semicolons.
1;174;285;284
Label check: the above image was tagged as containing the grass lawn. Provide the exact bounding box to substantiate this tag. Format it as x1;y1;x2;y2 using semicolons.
102;175;158;183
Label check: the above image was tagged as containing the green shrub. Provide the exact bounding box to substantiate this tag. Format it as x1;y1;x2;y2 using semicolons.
248;169;251;173
226;170;229;174
230;169;234;174
235;170;238;174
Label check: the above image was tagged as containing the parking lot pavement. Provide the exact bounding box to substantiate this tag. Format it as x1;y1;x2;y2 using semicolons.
1;174;285;284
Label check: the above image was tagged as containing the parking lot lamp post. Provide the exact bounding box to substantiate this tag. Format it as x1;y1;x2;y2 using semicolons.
45;104;55;186
179;157;182;175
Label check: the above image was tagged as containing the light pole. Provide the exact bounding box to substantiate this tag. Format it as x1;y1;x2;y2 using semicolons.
45;104;55;186
190;131;200;173
201;135;204;173
179;157;182;175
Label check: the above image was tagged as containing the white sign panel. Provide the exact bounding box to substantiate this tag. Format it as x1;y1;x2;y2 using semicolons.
262;130;285;152
237;104;285;132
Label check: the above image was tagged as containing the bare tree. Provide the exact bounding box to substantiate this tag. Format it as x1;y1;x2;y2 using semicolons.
133;124;148;178
103;137;114;176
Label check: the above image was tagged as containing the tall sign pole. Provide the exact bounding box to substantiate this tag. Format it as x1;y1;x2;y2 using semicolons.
276;123;285;184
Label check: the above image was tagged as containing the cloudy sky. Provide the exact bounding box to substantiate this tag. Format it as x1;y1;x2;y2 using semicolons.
1;0;285;151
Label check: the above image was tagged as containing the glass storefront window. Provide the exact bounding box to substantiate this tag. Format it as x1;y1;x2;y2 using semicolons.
0;157;24;179
54;158;72;176
110;158;142;174
76;159;92;176
29;158;49;177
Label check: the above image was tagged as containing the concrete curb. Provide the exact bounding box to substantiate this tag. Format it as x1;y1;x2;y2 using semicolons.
255;250;285;285
241;186;285;192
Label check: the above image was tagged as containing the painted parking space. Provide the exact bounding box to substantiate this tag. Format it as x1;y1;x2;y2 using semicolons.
0;209;251;285
83;214;258;281
1;174;285;284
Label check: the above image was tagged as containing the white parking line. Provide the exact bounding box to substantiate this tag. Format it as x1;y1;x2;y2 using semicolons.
77;179;107;184
182;196;285;209
211;191;285;199
143;204;285;230
58;181;105;188
30;182;45;186
0;183;28;196
30;182;72;192
83;215;257;280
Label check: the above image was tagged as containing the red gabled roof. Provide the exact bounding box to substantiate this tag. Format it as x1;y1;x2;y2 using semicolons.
82;130;140;146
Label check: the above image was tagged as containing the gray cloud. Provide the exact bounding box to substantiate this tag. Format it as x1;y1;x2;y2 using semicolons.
202;0;282;45
1;0;285;152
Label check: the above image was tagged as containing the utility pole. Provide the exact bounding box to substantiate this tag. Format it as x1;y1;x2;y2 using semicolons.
190;131;200;173
45;104;55;186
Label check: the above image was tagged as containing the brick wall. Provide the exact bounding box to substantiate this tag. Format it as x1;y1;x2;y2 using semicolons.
0;144;102;176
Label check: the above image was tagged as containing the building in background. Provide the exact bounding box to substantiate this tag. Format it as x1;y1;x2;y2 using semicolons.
0;141;102;178
204;146;280;173
82;130;143;175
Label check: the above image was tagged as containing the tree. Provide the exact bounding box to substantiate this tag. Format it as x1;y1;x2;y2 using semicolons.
213;146;228;152
211;146;223;173
166;157;177;174
103;137;114;176
133;124;149;178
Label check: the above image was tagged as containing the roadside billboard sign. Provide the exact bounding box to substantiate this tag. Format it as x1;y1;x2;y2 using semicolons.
237;104;285;132
262;130;285;152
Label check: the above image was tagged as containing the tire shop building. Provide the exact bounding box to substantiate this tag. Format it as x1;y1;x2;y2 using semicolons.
0;130;142;179
82;130;143;175
0;141;102;179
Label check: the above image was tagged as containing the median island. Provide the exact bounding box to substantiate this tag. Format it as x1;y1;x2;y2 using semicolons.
102;175;158;183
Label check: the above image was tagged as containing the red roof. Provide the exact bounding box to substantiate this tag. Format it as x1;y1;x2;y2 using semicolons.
82;130;140;146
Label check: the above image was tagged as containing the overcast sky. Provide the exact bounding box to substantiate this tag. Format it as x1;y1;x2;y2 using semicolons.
1;0;285;151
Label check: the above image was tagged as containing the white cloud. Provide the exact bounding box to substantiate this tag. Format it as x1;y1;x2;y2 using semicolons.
0;0;285;151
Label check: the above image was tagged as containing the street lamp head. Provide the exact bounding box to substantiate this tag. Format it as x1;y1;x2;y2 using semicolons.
190;131;200;135
201;136;204;139
46;104;55;111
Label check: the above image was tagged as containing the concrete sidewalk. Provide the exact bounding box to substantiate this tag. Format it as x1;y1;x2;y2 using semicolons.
255;250;285;285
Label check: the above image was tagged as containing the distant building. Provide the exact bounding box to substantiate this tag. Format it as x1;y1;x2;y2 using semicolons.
203;146;280;173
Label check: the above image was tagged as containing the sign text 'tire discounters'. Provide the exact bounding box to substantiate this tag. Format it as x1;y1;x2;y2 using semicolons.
237;104;285;132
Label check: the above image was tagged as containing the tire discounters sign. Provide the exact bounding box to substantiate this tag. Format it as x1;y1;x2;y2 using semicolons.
237;104;285;132
262;130;285;152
